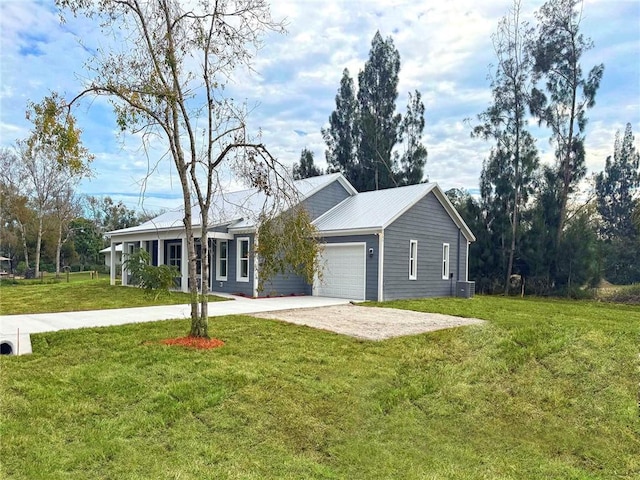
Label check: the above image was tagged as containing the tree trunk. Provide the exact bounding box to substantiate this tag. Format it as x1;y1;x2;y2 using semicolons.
55;221;63;277
18;221;29;269
555;34;579;252
505;130;521;295
505;198;518;295
35;214;43;276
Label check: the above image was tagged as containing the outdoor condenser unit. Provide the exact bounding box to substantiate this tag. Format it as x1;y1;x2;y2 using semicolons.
456;281;475;299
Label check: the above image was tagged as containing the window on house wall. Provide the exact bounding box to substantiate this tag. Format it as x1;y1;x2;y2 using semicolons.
442;243;450;280
216;240;228;281
409;240;418;280
237;237;250;282
167;242;181;270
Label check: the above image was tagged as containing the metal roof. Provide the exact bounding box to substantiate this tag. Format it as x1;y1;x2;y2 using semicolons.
108;173;352;237
313;182;476;242
313;182;436;232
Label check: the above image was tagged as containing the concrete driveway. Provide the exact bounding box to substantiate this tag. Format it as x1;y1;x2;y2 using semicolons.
0;295;352;336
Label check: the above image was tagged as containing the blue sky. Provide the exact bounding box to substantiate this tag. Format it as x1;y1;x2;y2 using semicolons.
1;0;638;213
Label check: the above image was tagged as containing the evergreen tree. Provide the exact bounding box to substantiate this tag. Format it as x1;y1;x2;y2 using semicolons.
595;123;640;240
398;90;427;186
473;0;539;294
292;148;322;180
322;69;358;184
556;206;599;294
357;31;401;191
530;0;604;252
323;32;427;192
595;124;640;284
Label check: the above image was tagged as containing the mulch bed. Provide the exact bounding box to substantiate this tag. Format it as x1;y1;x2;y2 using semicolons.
161;336;225;349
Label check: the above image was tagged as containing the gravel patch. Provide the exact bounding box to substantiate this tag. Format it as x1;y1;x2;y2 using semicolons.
252;304;485;340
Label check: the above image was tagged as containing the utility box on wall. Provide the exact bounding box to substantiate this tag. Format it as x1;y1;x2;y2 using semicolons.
456;281;475;298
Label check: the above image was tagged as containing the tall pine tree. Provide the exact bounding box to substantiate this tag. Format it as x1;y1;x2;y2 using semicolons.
357;31;402;191
530;0;604;252
293;148;322;180
473;0;539;294
595;124;640;240
322;69;358;185
323;32;427;192
595;124;640;284
398;90;428;186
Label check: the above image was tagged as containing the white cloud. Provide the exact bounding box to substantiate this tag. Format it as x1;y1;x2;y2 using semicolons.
0;0;638;211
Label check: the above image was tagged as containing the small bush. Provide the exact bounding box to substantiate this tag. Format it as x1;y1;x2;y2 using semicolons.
123;250;179;299
16;261;26;276
556;287;595;300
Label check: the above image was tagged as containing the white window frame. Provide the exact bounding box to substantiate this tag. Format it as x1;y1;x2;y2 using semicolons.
236;237;250;282
409;240;418;280
216;240;228;281
167;241;181;270
442;243;450;280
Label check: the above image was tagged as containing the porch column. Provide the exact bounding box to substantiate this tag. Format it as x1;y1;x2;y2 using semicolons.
252;236;259;298
180;237;188;292
121;242;128;286
158;239;164;266
110;241;116;286
209;238;215;291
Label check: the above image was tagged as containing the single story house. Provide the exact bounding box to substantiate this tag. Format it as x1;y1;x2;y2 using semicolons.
99;244;123;270
106;173;475;301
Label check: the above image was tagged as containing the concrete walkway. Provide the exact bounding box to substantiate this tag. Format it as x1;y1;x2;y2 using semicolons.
0;294;352;336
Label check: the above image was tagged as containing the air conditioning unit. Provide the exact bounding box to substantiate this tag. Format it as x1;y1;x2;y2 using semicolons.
456;281;475;299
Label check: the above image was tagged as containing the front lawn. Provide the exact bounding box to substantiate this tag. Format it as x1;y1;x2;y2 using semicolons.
1;296;638;479
0;278;228;315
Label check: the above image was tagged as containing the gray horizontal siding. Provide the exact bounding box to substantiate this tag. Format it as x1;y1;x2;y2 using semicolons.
383;192;466;300
261;271;311;297
302;180;352;220
321;234;379;301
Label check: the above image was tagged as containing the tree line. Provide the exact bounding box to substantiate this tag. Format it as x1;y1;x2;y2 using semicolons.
0;97;157;277
448;0;639;294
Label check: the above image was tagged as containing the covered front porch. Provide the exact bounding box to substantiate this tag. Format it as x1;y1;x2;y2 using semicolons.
108;230;234;293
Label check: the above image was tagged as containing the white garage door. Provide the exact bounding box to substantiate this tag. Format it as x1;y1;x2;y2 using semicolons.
314;243;366;300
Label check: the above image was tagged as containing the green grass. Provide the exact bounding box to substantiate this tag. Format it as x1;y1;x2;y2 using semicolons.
1;296;639;479
0;278;228;315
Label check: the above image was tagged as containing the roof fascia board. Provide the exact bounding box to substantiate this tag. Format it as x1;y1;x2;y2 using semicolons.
227;227;257;235
315;227;381;237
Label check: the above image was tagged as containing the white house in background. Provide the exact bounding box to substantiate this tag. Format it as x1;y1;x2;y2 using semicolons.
106;173;476;300
100;244;123;270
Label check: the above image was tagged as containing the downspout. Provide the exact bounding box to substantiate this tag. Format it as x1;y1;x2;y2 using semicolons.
377;230;384;302
110;240;116;286
456;228;461;282
252;233;259;298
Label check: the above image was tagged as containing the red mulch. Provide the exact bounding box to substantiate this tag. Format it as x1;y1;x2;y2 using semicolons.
161;336;225;350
